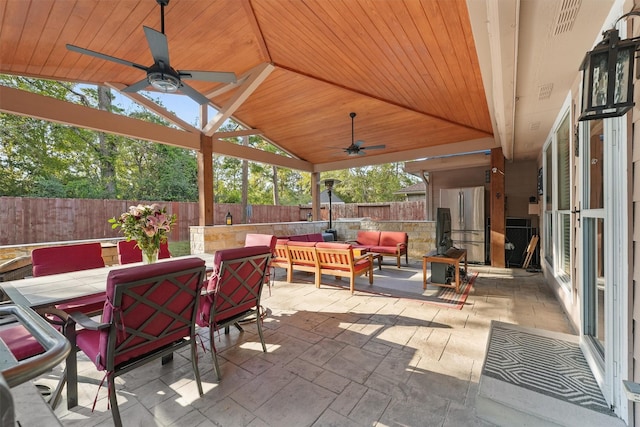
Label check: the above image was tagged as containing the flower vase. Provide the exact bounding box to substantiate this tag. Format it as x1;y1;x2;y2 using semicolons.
142;248;159;264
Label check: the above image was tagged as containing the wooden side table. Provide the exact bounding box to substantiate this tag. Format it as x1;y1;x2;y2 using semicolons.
422;248;467;293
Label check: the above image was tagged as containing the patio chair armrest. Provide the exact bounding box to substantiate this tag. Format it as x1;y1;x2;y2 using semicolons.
68;312;109;330
35;306;71;328
354;253;373;263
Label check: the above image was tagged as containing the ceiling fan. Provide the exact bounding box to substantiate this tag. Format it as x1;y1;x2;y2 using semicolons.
343;112;386;156
65;0;236;105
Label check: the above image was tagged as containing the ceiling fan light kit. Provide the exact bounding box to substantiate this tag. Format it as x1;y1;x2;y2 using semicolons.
148;70;180;92
65;0;236;105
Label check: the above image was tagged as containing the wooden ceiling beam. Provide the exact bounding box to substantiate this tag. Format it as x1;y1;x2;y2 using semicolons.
403;152;492;173
0;86;200;149
213;129;263;138
315;137;498;173
212;138;312;172
203;62;275;136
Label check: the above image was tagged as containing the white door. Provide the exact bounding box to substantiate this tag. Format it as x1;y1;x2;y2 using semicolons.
578;116;628;418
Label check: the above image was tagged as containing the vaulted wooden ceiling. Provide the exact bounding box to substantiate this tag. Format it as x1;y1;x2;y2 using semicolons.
0;0;495;172
0;0;616;172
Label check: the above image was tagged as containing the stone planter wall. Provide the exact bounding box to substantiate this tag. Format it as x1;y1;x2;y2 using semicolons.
190;219;435;259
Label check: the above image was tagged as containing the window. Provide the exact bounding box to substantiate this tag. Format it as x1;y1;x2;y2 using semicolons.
543;110;572;283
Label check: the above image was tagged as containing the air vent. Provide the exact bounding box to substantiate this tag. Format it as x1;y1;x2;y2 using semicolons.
538;83;554;100
554;0;581;35
529;122;541;131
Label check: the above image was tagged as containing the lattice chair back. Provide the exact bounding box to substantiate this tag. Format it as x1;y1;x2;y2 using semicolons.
196;246;271;379
244;233;277;292
31;242;107;315
117;240;171;264
68;257;206;427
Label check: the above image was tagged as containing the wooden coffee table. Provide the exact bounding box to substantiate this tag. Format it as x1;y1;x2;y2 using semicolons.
353;249;382;270
422;248;467;293
368;252;383;270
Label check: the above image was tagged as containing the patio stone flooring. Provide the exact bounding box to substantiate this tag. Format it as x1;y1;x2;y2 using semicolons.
45;260;576;426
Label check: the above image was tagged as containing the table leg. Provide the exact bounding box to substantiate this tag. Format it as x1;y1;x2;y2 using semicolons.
422;257;427;290
454;261;460;293
64;323;77;409
464;254;468;278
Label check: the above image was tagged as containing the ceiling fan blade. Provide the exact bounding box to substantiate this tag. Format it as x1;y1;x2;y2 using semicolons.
122;78;151;93
143;26;170;66
179;70;237;84
66;44;148;71
179;81;211;105
361;145;386;150
354;140;364;147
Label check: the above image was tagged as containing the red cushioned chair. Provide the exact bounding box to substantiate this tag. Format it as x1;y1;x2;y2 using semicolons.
0;305;70;408
197;246;271;380
65;258;206;426
117;239;171;264
244;233;277;250
0;324;44;361
244;234;277;292
31;242;107;315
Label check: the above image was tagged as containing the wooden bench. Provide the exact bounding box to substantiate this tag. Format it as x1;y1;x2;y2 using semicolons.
273;241;375;293
285;241;318;282
315;242;373;294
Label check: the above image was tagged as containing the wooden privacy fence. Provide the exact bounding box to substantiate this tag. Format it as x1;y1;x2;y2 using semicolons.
0;197;425;245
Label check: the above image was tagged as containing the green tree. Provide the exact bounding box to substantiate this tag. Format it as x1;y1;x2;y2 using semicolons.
0;75;199;201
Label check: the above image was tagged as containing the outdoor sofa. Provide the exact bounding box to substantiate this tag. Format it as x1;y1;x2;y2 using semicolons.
348;230;408;268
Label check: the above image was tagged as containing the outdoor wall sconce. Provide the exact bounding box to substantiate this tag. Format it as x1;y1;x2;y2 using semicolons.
321;178;341;230
491;167;504;176
225;211;233;225
579;22;640;121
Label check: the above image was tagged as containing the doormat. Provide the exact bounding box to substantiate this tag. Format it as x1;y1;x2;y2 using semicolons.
482;321;613;415
290;267;477;310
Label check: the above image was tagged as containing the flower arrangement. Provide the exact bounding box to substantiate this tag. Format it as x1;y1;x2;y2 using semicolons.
109;204;176;263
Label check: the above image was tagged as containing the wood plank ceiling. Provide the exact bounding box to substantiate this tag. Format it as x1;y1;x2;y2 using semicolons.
0;0;495;171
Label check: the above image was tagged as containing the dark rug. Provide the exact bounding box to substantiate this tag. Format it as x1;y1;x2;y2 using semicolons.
482;321;613;414
280;260;477;309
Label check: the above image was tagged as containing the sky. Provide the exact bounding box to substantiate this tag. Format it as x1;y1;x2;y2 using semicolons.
112;90;216;128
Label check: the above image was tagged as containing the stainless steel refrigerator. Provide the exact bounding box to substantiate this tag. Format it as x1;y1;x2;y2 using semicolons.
440;186;485;263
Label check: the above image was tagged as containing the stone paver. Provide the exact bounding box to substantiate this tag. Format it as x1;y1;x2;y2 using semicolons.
52;264;575;426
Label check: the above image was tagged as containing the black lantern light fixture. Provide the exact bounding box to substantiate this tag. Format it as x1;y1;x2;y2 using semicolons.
579;13;640;121
321;178;341;231
225;211;233;225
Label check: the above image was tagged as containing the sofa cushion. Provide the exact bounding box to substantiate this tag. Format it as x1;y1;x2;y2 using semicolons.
356;231;381;246
370;245;397;254
244;234;276;251
287;241;317;248
288;235;308;241
379;231;408;246
0;325;45;361
306;233;325;242
315;242;352;250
